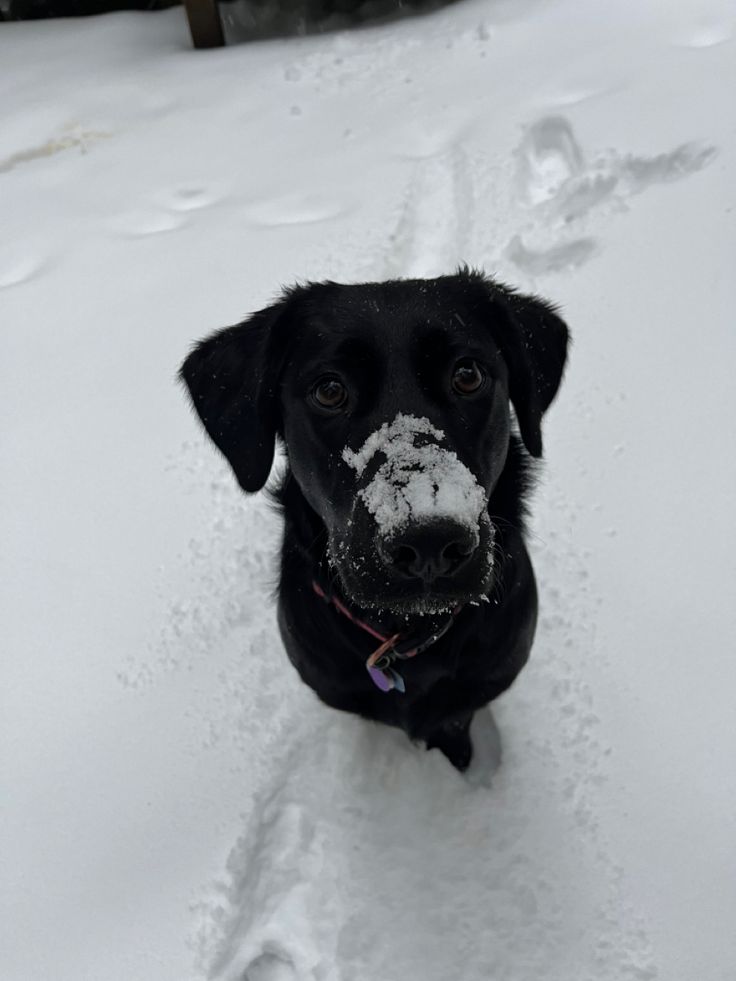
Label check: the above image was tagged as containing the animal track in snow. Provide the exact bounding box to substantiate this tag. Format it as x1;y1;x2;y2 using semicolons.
506;234;597;277
154;184;223;213
508;115;716;276
384;145;473;278
516;116;584;206
0;250;49;289
242;947;297;981
517;116;716;217
242;192;346;227
194;658;658;981
109;209;184;238
196;782;341;981
110;184;223;239
616;142;717;193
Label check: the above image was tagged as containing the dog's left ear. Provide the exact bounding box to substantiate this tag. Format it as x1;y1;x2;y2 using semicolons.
483;279;570;457
178;297;291;493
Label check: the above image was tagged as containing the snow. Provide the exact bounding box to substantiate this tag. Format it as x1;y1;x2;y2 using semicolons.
2;2;735;981
342;413;487;539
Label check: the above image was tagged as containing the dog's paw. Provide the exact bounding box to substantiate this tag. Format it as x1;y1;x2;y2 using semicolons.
426;720;474;772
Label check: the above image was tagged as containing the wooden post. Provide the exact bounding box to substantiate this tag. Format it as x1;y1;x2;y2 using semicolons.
184;0;225;48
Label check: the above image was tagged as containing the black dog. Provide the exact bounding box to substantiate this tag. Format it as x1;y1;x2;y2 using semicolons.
180;269;568;770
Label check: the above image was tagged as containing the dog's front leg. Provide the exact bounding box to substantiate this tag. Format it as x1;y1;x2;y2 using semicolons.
424;710;475;771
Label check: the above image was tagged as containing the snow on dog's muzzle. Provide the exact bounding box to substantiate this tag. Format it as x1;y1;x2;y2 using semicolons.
342;414;489;582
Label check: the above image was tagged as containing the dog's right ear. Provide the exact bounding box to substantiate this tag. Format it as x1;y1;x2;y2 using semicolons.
179;300;288;493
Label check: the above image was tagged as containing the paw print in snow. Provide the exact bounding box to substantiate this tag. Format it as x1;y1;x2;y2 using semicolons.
508;115;716;276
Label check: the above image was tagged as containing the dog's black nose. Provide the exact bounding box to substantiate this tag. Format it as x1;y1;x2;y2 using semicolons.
381;522;478;583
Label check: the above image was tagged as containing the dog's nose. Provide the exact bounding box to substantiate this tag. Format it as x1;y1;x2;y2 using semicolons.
380;522;478;583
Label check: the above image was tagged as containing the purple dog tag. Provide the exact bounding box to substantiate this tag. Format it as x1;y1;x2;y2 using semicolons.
367;664;394;691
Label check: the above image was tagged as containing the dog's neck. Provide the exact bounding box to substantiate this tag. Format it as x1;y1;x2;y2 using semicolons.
270;435;534;634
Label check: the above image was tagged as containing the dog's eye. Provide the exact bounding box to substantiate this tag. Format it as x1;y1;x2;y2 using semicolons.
451;359;485;395
312;377;348;410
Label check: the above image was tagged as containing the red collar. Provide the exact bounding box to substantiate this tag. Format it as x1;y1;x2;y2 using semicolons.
312;580;462;693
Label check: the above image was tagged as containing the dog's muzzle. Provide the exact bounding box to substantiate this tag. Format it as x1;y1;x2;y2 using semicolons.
334;413;494;612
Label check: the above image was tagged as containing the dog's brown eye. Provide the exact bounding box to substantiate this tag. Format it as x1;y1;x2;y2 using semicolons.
452;360;485;395
312;377;348;410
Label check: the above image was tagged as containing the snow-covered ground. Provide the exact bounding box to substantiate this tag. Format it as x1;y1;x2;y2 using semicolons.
2;2;735;979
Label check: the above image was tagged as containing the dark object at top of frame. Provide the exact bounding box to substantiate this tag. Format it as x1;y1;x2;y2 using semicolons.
1;0;456;48
1;0;222;48
2;0;178;17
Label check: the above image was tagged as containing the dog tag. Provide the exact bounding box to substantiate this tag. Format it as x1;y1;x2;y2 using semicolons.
367;664;394;691
366;663;406;694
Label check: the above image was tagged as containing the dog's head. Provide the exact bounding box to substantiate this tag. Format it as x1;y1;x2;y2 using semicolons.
180;270;568;616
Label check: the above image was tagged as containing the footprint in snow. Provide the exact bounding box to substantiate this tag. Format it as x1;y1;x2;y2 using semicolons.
109;209;184;238
516;116;585;206
109;183;223;239
0;251;49;289
516;114;717;219
508;114;717;276
242;948;296;981
383;145;473;279
242;192;346;227
506;235;598;277
617;142;718;194
154;184;223;213
203;797;339;981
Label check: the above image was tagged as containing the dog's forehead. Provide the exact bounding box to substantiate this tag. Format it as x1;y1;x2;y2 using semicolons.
292;280;488;352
